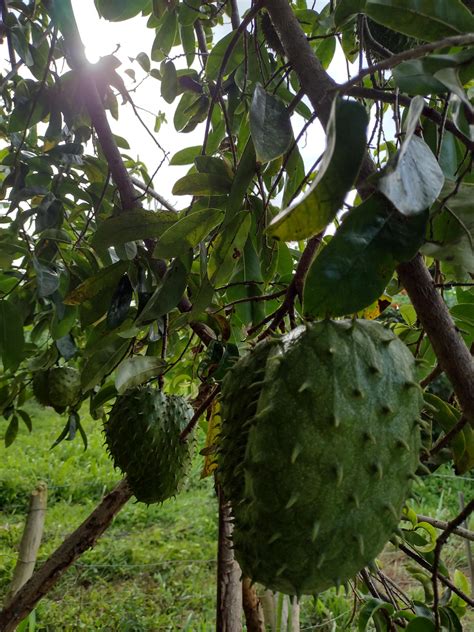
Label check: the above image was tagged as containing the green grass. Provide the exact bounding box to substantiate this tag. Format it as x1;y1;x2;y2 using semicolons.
1;405;472;630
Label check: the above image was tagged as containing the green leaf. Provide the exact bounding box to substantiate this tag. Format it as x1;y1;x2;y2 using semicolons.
136;51;150;72
95;0;149;21
8;97;49;133
172;173;232;196
107;274;133;329
365;0;474;41
378;97;444;215
206;30;245;81
115;356;167;394
378;135;444;215
153;209;224;259
224;140;256;225
249;85;293;164
91;210;176;252
33;258;60;297
268;99;369;241
51;304;78;340
170;146;202;166
151;10;178;61
64;261;129;306
5;415;19;448
393;50;474;96
405;617;436;632
208;211;252;286
334;0;367;26
0;300;24;372
194;156;233;180
161;60;178;104
303;195;428;318
178;0;201;26
180;23;195;66
358;597;394;631
17;409;32;432
136;256;189;324
81;339;130;392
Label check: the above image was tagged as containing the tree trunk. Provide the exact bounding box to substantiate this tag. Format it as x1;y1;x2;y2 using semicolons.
242;578;265;632
0;480;132;632
5;482;48;605
216;486;242;631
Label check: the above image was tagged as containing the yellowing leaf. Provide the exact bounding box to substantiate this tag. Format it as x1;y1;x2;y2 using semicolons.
201;399;221;479
357;295;391;320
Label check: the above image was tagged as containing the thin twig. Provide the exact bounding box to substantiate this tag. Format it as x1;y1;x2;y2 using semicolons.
347;86;474;153
422;416;470;460
258;234;322;340
398;543;474;608
130;176;176;212
432;499;474;629
180;384;220;443
416;514;474;542
338;34;474;93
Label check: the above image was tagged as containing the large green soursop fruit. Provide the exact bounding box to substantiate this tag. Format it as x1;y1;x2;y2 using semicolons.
33;367;81;413
219;319;423;596
104;387;194;504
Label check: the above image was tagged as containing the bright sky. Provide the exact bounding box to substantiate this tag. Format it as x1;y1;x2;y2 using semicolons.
71;1;355;207
65;0;362;208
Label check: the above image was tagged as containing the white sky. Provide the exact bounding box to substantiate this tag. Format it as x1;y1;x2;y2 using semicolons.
71;0;356;208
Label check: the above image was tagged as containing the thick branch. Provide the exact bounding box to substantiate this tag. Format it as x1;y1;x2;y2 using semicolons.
265;1;474;423
398;256;474;422
0;480;132;632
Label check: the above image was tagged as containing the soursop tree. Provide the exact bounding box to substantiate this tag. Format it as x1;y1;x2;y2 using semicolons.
0;0;473;630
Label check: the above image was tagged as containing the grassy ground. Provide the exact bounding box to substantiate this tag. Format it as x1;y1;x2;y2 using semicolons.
0;405;472;630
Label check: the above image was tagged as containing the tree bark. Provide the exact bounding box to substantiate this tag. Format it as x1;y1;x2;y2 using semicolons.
5;483;48;605
264;0;474;423
242;578;265;632
0;480;132;632
216;487;242;631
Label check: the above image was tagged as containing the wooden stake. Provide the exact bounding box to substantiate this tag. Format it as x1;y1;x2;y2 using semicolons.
0;479;132;632
5;482;48;605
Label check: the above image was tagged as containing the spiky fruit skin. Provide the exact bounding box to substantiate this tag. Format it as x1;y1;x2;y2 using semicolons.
365;19;419;58
33;367;81;412
219;319;423;596
104;387;194;504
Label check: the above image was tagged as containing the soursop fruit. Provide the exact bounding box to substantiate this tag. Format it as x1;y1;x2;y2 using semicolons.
33;367;81;413
104;386;194;504
219;319;423;596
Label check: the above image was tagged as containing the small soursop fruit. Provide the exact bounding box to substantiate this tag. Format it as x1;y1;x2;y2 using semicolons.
219;319;423;596
33;367;81;413
104;387;194;504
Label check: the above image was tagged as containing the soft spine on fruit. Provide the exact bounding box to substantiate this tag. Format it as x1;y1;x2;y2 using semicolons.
219;319;424;596
33;367;81;413
104;387;194;504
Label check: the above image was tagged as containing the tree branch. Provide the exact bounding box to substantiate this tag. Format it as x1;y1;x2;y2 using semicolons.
416;514;474;542
347;86;474;153
0;480;133;632
432;499;474;628
265;1;474;424
399;543;474;608
338;34;474;93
